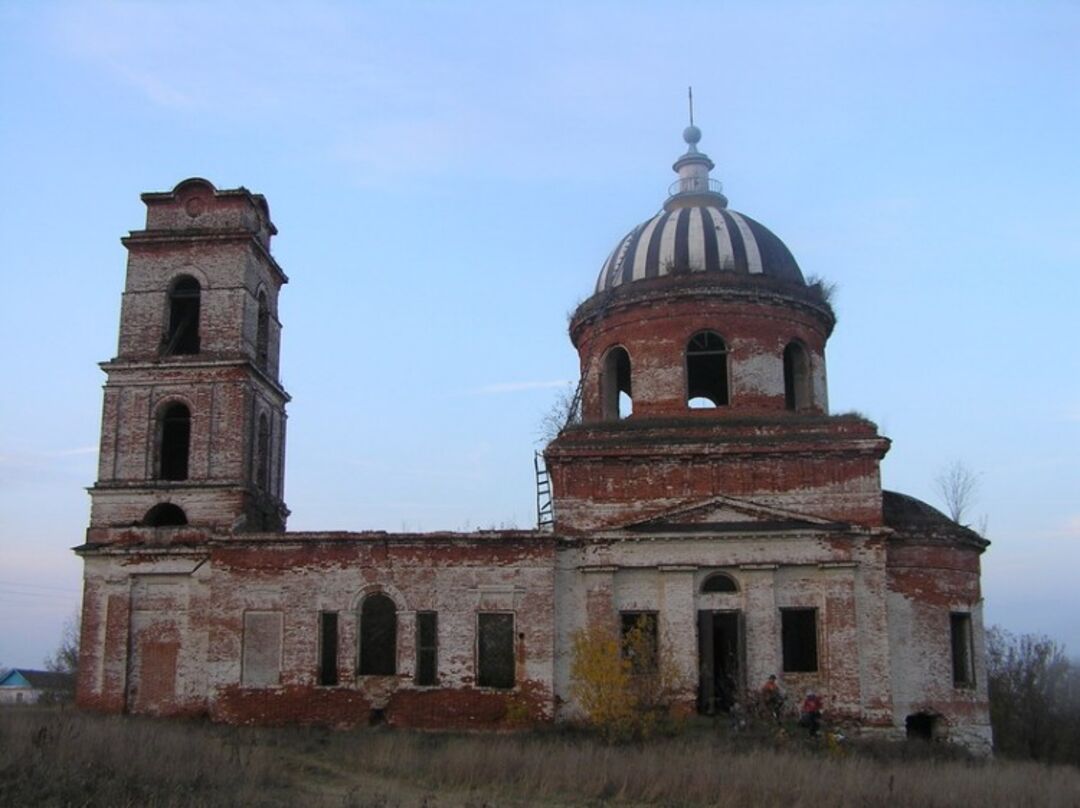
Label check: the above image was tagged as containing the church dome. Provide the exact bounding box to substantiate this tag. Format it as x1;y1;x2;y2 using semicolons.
594;125;804;294
595;205;803;293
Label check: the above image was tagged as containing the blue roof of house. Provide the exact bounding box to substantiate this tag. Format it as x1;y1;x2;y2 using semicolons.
0;669;73;689
0;669;31;687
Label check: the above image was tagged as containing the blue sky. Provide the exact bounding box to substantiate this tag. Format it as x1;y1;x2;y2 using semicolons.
1;1;1077;667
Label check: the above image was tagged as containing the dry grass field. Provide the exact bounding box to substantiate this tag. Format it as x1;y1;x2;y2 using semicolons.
1;708;1077;807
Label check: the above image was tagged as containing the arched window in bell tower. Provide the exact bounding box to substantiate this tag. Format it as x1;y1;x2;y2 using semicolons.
783;341;811;411
158;403;191;481
255;291;270;370
686;331;729;408
600;346;633;420
163;276;201;355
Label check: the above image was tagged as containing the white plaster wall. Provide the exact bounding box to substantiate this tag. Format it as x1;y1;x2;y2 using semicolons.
732;350;783;398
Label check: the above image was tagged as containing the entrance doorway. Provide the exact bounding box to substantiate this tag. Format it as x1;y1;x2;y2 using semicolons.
698;610;743;714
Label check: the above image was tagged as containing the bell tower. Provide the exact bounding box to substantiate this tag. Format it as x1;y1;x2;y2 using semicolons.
88;178;289;536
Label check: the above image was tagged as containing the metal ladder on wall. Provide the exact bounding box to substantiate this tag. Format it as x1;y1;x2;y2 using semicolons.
534;451;554;530
530;285;617;533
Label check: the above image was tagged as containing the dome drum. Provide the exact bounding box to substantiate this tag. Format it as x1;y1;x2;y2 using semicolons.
575;295;830;422
570;125;836;426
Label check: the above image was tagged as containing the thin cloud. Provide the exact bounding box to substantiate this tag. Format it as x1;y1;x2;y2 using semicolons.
469;380;570;395
1059;516;1080;540
1020;516;1080;542
45;446;99;457
0;446;97;468
112;64;192;108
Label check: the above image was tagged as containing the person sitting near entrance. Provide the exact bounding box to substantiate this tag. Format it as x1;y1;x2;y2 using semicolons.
760;674;785;722
799;691;823;737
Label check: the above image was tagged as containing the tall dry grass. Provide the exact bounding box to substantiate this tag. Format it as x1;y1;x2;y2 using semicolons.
0;707;288;807
2;708;1079;807
321;729;1080;808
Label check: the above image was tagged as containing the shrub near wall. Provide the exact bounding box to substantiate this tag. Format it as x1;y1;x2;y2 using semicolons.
569;618;686;742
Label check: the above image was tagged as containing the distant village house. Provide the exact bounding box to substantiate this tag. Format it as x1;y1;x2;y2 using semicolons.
0;669;75;705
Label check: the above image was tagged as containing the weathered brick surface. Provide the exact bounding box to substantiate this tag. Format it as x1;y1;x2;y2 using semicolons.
78;533;558;728
546;416;889;533
90;179;287;533
886;541;991;750
572;285;833;419
76;180;991;753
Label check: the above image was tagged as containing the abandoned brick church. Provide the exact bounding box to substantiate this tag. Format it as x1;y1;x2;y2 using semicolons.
75;125;992;751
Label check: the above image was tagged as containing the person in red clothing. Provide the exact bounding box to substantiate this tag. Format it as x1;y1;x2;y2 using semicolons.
799;691;823;737
760;674;785;723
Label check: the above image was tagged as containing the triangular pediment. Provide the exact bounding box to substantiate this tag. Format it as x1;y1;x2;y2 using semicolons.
617;494;846;534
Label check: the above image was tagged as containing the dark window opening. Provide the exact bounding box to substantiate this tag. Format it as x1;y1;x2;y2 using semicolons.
701;573;738;593
906;712;942;741
477;612;515;689
620;611;659;674
158;403;191;481
601;346;632;420
143;503;188;527
697;610;743;714
255;414;271;491
783;341;811;410
686;331;728;408
951;612;975;687
163;276;201;355
781;608;818;672
319;612;339;686
256;292;270;370
416;612;438;686
359;593;397;676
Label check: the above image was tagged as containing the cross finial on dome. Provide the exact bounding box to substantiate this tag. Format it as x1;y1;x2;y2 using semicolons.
683;86;702;154
666;92;726;210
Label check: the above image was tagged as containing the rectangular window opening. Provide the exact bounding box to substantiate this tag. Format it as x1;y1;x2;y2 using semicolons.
319;611;339;687
781;608;818;673
620;611;659;674
951;612;975;687
477;612;515;689
416;612;438;686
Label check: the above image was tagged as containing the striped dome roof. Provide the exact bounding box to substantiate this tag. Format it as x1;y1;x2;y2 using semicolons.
595;204;804;294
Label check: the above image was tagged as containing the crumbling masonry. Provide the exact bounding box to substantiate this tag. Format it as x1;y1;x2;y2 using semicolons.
76;127;992;751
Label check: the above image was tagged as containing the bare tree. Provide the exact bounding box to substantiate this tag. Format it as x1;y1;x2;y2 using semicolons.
46;611;80;675
986;626;1080;763
935;460;980;524
537;382;581;446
